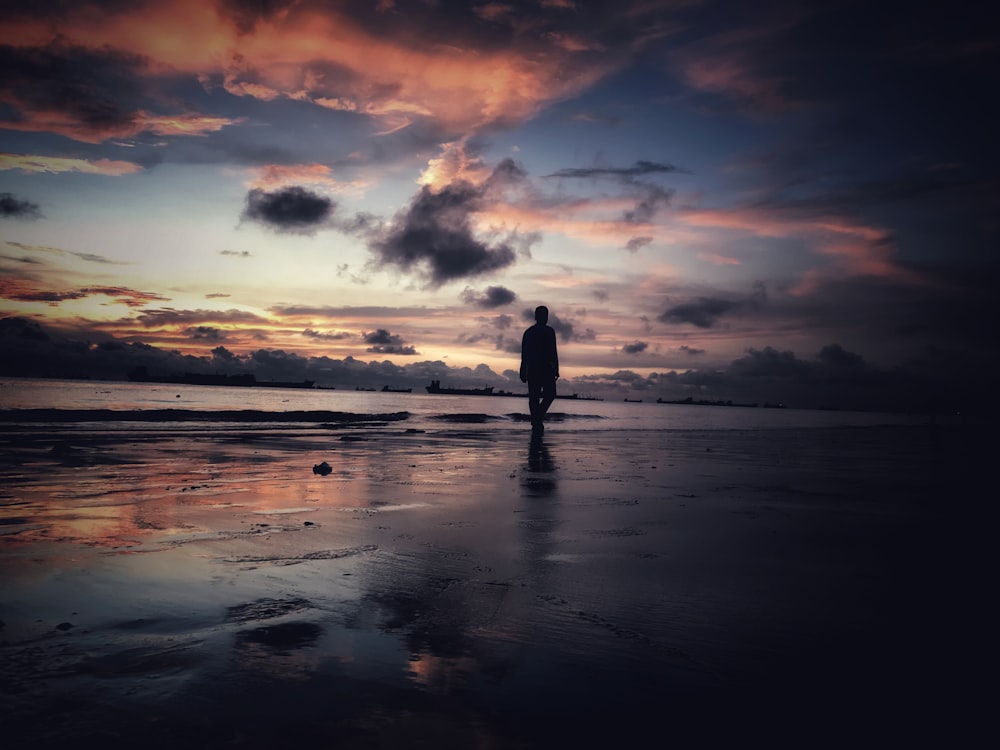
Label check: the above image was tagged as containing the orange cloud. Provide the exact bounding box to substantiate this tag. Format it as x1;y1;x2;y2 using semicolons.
418;141;492;188
247;163;366;193
0;279;169;308
142;113;242;137
3;1;620;141
0;153;143;176
0;103;241;145
681;58;789;112
682;205;928;291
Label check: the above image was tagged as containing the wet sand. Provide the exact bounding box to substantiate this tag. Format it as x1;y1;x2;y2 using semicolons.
0;421;979;747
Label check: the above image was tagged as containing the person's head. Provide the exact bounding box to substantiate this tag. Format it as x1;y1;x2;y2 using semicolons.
534;305;549;324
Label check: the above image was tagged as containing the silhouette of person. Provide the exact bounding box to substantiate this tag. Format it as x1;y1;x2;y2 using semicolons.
520;305;559;432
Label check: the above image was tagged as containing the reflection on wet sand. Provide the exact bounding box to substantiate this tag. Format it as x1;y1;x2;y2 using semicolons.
0;423;964;746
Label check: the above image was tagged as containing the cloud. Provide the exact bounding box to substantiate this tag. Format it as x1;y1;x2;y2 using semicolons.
129;308;269;328
545;161;687;179
0;279;168;307
659;297;741;328
0;41;242;144
622;341;648;354
363;328;417;355
462;285;517;308
541;160;683;226
1;0;638;144
186;326;227;341
625;236;653;252
0;41;146;143
369;174;520;286
303;328;354;341
217;0;298;35
678;345;705;355
3;242;125;268
0;153;142;176
0;193;41;219
659;283;767;328
241;186;336;233
622;184;674;224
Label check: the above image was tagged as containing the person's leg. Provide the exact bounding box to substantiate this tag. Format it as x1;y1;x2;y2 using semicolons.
538;377;556;420
527;380;542;425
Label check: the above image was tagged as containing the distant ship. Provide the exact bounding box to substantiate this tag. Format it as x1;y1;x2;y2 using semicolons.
656;396;758;408
425;380;494;396
381;385;412;393
128;367;314;389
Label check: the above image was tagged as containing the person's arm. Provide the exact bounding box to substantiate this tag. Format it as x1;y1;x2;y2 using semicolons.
550;328;559;379
519;329;528;382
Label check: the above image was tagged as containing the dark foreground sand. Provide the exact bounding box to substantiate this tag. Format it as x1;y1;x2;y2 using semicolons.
0;421;983;747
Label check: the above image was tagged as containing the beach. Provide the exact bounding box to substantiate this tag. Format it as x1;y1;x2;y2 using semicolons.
0;410;979;747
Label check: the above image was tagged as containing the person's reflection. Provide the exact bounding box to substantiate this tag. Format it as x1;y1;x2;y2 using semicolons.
523;432;557;497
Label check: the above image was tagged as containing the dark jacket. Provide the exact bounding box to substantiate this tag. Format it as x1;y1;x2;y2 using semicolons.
520;323;559;382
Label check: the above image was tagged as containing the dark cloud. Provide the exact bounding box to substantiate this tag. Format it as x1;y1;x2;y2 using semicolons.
622;341;648;354
269;304;431;318
462;285;517;308
241;186;336;233
545;161;680;224
302;328;354;341
659;297;741;328
186;326;226;341
485;157;529;188
218;0;297;35
363;328;417;355
0;280;168;307
659;283;767;328
130;308;268;327
0;193;41;219
71;251;118;264
0;316;49;342
544;161;687;179
678;345;705;355
625;236;653;252
3;242;119;264
0;285;87;304
370;179;518;287
0;41;147;142
623;184;674;224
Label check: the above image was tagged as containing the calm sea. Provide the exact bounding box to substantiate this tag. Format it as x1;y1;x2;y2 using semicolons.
0;377;939;434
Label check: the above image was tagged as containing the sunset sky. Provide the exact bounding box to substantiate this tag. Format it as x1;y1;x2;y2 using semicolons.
1;0;996;409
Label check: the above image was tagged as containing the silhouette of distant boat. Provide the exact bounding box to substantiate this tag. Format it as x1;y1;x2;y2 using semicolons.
381;385;412;393
624;398;642;403
355;386;377;391
656;396;757;408
425;380;494;396
129;367;313;389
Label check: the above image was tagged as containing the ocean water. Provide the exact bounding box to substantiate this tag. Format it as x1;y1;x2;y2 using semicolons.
0;376;937;433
